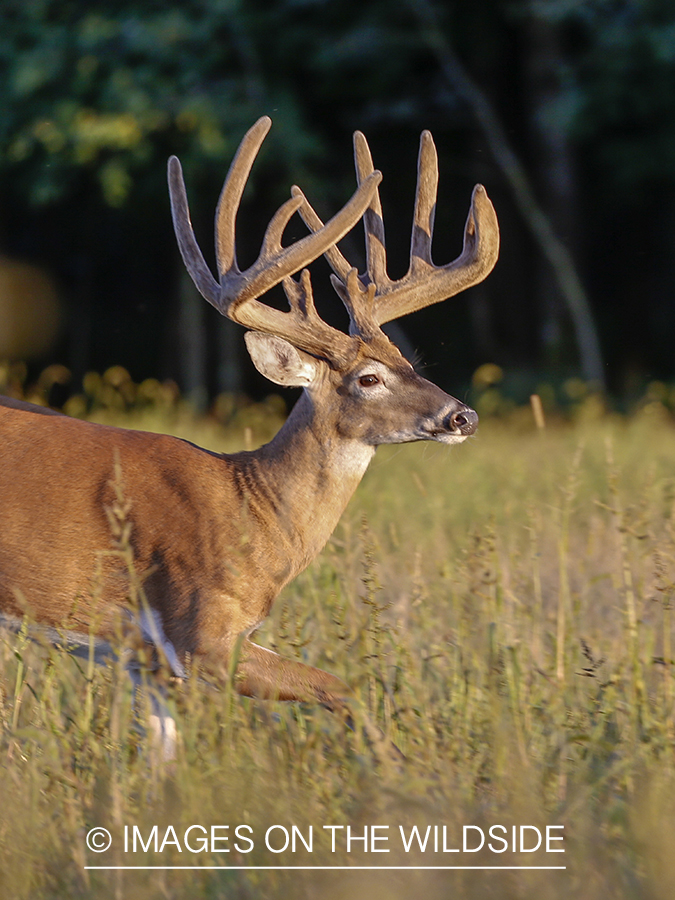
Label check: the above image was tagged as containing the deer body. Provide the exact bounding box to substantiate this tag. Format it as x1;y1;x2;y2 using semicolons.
0;117;498;720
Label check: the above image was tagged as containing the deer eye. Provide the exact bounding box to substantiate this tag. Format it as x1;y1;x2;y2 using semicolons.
358;374;380;387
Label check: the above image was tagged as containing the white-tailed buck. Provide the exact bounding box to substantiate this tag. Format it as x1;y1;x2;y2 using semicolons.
0;117;498;745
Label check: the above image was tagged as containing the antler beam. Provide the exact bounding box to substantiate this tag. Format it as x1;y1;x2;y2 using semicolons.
168;116;383;361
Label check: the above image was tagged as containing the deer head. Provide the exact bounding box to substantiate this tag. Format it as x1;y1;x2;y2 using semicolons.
168;116;499;453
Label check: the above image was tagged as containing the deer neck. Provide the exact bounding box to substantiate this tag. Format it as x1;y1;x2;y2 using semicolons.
245;390;374;558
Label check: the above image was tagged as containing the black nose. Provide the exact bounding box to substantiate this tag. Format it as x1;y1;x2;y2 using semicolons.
448;407;478;436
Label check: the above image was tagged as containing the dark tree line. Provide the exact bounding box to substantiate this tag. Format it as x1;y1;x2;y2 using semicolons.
1;0;674;403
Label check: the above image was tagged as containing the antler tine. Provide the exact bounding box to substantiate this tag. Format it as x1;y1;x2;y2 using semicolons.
353;131;391;290
215;116;272;280
409;130;438;271
168;155;221;305
291;132;390;292
292;187;351;283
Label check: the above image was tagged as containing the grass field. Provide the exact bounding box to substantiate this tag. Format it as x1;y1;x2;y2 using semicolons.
2;384;675;899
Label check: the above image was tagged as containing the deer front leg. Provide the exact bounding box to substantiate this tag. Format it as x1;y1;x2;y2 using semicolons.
234;640;354;715
233;640;404;765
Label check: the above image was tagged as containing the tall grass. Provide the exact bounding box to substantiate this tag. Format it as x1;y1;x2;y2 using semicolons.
2;400;675;898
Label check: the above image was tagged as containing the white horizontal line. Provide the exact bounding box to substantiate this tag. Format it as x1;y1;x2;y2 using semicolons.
85;865;566;871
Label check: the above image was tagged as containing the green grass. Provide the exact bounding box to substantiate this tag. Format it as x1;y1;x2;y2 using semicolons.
2;402;675;898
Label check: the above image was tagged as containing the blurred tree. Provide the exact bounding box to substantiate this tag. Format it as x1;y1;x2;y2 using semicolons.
547;0;675;390
500;0;675;391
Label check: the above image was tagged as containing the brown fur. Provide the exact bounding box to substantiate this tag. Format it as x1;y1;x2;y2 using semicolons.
0;338;472;710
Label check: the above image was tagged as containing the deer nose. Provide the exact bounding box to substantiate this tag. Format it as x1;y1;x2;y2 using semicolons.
447;407;478;436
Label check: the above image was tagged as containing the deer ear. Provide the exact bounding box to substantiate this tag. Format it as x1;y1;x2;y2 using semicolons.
244;332;321;387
